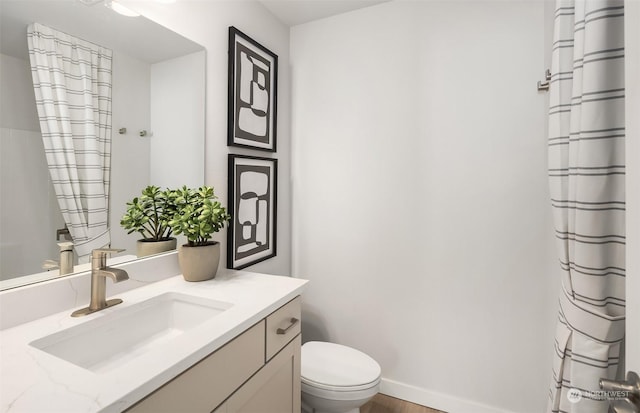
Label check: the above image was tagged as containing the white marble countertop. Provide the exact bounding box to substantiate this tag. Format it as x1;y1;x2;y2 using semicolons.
0;270;307;413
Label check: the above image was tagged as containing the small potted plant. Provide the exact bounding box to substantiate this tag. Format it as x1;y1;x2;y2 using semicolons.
120;185;178;257
168;185;230;281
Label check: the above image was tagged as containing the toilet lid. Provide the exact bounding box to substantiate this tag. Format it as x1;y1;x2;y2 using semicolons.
301;342;381;388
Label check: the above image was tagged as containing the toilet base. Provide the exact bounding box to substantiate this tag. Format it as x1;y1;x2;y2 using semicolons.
302;405;358;413
302;389;376;413
302;400;313;413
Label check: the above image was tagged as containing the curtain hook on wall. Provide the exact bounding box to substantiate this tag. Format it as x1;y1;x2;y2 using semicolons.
537;69;551;91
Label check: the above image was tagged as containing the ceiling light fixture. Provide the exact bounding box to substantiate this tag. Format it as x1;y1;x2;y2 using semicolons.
104;0;140;17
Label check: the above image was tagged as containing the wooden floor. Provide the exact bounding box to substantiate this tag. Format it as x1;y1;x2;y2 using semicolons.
360;394;444;413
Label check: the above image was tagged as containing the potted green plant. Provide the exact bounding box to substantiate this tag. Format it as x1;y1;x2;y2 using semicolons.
120;185;178;257
168;185;230;281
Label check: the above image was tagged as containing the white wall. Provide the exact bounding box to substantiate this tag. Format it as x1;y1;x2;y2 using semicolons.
123;0;292;275
291;2;559;412
101;50;151;255
0;53;63;279
150;50;205;189
0;53;39;131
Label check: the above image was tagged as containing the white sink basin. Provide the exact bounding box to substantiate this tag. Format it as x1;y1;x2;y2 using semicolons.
30;292;232;373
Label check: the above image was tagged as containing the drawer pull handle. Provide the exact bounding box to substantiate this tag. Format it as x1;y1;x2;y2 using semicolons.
276;317;299;335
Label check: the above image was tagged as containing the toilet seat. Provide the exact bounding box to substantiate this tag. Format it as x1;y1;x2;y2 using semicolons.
301;341;381;394
302;376;380;392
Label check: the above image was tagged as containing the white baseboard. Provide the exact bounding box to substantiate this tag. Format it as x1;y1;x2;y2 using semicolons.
380;378;517;413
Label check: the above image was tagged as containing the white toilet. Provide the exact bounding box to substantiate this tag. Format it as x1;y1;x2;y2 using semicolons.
301;341;381;413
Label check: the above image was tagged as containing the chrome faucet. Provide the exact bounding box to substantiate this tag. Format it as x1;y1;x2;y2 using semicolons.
71;248;129;317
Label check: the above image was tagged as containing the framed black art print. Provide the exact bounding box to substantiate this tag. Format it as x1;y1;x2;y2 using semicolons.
227;154;277;269
228;26;278;152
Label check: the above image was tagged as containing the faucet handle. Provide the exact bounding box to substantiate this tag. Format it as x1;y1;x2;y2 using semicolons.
42;259;59;270
94;248;125;254
91;248;125;259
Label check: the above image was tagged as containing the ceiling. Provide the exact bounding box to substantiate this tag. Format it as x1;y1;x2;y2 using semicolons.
0;0;202;63
0;0;390;62
258;0;391;27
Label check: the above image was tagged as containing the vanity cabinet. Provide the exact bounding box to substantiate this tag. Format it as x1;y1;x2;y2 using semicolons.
214;336;301;413
126;296;301;413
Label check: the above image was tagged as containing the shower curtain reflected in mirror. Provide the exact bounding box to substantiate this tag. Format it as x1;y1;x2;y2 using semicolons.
28;23;113;259
546;1;626;412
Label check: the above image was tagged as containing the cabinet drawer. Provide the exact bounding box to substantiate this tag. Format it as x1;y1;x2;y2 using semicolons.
126;321;265;413
265;296;301;361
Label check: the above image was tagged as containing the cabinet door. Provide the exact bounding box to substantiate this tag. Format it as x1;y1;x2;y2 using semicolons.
224;334;301;413
126;321;265;413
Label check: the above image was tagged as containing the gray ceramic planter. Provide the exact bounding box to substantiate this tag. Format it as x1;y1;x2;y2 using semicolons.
136;238;177;258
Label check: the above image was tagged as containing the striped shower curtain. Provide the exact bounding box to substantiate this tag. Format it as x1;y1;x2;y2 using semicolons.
28;23;113;258
546;1;625;412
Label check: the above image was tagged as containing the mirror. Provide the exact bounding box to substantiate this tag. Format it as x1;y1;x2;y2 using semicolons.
0;0;205;289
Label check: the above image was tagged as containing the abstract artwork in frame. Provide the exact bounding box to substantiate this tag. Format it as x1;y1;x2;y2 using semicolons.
228;26;278;152
227;154;277;269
